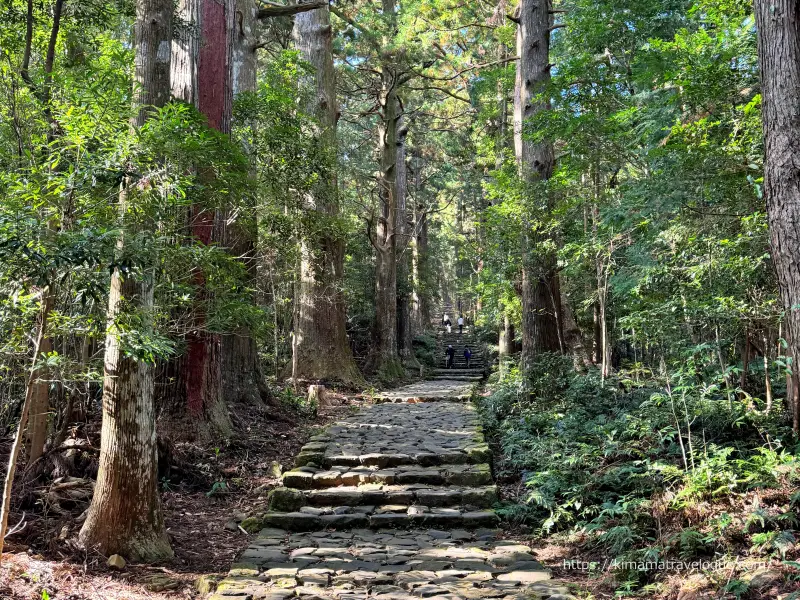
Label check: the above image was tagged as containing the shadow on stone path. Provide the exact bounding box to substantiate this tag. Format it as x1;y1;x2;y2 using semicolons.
209;379;577;600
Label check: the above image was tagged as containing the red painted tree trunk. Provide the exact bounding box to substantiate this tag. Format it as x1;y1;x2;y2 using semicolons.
166;0;256;436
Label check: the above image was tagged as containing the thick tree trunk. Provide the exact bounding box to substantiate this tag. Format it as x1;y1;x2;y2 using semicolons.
291;3;363;385
395;119;420;369
222;0;271;403
187;0;228;429
369;27;403;378
232;0;258;97
410;207;425;332
514;0;562;372
164;0;234;436
754;0;800;432
499;313;515;356
79;0;173;561
410;151;430;333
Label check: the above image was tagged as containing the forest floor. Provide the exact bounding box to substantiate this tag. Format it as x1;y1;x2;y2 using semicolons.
479;379;800;600
5;378;794;600
0;393;356;600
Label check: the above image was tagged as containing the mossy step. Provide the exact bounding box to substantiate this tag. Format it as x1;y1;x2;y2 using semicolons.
283;463;493;490
295;444;490;470
255;509;499;532
268;484;498;511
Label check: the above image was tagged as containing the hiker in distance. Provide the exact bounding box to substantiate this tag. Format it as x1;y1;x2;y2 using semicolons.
446;344;456;368
443;313;452;333
464;346;472;368
458;315;464;334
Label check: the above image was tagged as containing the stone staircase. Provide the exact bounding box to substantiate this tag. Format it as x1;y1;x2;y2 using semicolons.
432;302;485;378
437;328;483;371
261;401;496;531
209;380;576;599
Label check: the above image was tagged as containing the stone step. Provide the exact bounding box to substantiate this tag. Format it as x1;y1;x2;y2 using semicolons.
258;508;500;532
433;368;485;375
372;381;477;403
439;360;484;365
283;463;493;490
430;375;483;382
212;528;571;600
269;485;498;511
294;446;490;470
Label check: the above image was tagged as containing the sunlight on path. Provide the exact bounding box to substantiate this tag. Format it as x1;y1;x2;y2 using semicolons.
209;379;577;600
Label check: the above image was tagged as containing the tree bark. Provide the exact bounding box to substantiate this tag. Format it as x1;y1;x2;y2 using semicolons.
754;0;800;433
164;0;236;436
79;0;173;561
26;333;52;463
562;290;592;371
410;150;430;333
514;0;562;373
291;2;363;385
222;0;272;404
368;7;403;379
396;118;420;369
1;292;54;559
499;313;516;357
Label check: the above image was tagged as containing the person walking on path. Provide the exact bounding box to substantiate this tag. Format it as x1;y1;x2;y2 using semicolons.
464;346;472;368
446;345;456;369
458;315;464;334
443;314;452;333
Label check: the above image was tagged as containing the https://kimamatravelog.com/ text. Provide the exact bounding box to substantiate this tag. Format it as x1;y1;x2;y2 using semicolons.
562;558;767;572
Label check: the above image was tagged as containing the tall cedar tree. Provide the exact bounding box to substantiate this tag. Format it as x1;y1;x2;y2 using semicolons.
754;0;800;432
291;3;363;386
79;0;174;561
514;0;563;370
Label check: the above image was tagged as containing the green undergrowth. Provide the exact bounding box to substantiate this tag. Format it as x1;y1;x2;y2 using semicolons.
413;333;439;369
476;354;800;596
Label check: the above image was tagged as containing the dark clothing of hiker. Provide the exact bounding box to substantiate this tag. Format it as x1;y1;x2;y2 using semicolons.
446;346;455;368
464;347;472;369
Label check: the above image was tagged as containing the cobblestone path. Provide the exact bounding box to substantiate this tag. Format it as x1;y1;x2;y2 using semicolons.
210;381;576;600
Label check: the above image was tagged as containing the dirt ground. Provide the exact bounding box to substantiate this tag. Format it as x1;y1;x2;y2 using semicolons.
0;395;352;600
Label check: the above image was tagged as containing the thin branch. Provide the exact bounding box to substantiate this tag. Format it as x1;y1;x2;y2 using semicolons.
42;0;65;141
4;513;26;539
407;85;471;103
412;56;519;82
44;0;65;88
20;0;34;90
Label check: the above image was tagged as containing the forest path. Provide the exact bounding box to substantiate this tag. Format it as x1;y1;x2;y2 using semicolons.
208;382;576;600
